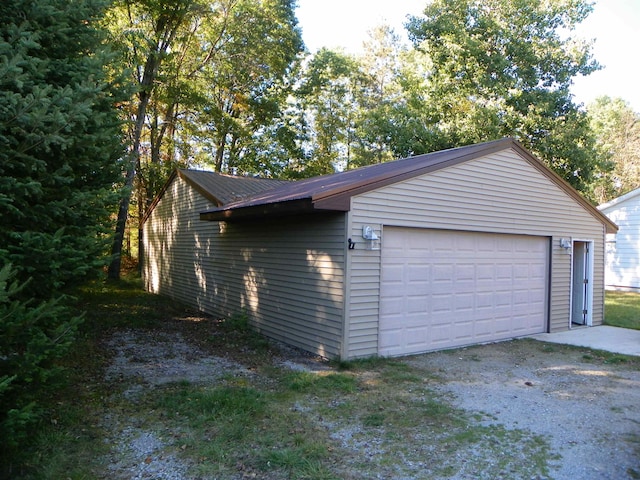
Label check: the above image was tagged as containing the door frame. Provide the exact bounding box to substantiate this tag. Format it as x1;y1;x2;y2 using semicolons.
569;239;594;328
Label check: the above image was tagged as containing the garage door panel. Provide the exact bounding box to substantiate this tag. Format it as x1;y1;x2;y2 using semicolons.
407;297;427;313
381;263;404;282
454;293;474;311
379;228;548;356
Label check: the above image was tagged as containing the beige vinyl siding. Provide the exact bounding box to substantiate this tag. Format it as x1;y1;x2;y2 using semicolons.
143;174;218;297
144;176;347;359
345;148;606;358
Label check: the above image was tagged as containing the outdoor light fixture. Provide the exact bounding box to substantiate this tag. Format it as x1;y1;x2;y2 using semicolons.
362;225;380;251
559;238;571;250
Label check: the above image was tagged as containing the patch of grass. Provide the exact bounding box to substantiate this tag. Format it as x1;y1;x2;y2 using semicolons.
362;412;386;427
283;371;358;394
605;291;640;330
23;277;565;479
527;338;640;370
152;380;340;479
261;445;338;479
14;361;111;479
579;348;640;369
76;275;183;331
604;354;629;364
158;383;267;422
220;310;251;332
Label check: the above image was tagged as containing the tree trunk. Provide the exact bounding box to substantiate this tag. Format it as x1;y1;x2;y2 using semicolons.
107;3;193;279
107;83;154;279
107;101;146;279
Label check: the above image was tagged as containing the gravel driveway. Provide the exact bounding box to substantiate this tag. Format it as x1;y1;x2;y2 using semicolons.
405;341;640;479
101;327;640;479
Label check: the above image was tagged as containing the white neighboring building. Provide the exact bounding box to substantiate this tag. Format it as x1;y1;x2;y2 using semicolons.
599;188;640;290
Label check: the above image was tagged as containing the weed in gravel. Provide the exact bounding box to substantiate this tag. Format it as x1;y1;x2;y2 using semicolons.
149;378;341;479
284;371;358;394
579;348;640;369
604;354;629;364
527;339;640;370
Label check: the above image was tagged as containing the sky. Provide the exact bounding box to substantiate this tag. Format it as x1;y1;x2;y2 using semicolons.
296;0;640;113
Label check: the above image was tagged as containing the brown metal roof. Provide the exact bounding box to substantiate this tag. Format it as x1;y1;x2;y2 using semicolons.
199;138;617;234
178;169;290;206
141;169;289;225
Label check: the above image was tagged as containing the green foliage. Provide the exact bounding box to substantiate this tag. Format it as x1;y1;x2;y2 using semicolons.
0;264;83;462
278;1;608;200
292;48;364;176
587;96;640;203
105;0;304;194
0;0;123;471
390;0;607;199
0;0;125;297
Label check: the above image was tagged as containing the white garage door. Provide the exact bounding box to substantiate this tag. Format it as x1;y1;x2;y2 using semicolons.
379;228;548;357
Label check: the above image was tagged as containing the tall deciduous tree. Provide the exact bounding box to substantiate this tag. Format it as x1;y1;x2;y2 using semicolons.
351;25;406;168
588;96;640;203
187;0;303;176
293;48;368;175
403;0;604;197
106;0;204;279
106;0;303;278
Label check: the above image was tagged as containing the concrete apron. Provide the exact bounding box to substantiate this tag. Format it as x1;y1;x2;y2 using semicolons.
531;325;640;356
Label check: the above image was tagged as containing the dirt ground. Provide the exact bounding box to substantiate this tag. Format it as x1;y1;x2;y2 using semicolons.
100;324;640;480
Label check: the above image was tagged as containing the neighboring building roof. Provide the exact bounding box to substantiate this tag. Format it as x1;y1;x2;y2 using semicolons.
142;169;289;225
199;138;618;234
598;187;640;213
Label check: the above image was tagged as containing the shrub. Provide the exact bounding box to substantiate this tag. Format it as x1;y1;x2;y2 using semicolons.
0;264;83;469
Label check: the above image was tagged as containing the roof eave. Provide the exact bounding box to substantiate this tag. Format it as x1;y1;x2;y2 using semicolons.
200;198;346;222
598;187;640;212
177;169;225;206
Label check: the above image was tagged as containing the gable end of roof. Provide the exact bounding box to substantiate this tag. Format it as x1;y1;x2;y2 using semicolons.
598;187;640;212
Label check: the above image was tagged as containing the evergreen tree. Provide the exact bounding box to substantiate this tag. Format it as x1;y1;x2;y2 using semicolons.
0;0;125;297
0;0;124;467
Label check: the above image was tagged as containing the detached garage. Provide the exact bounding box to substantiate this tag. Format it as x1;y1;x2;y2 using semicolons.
142;138;617;359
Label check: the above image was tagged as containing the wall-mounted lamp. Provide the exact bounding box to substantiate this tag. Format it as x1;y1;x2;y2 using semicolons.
347;238;356;250
559;238;571;250
362;226;380;251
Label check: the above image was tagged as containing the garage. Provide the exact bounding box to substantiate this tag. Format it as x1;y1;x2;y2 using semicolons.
379;228;549;356
146;138;616;359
